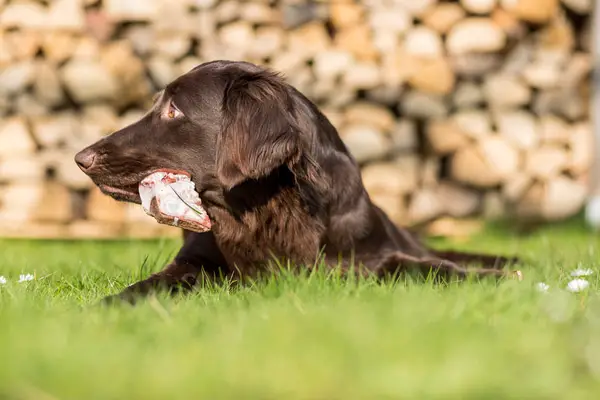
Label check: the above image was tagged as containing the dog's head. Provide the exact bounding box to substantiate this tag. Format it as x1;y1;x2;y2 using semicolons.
75;60;319;207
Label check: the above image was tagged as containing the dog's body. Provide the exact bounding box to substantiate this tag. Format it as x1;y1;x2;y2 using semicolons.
75;60;519;302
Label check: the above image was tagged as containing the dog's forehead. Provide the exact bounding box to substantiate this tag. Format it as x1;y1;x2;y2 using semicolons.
168;67;227;97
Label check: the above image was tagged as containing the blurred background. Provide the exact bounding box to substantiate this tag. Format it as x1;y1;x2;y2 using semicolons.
0;0;595;239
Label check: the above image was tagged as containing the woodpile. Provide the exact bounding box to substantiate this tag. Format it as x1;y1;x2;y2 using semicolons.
0;0;593;238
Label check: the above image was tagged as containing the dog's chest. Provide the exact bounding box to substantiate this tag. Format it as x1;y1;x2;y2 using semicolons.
210;197;325;273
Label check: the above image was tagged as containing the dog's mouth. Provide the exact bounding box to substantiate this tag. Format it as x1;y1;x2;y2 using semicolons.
98;183;141;203
98;169;191;204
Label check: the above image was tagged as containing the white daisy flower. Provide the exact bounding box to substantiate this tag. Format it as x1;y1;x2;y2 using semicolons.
571;268;594;277
0;276;6;285
18;274;34;283
566;279;589;292
535;282;550;292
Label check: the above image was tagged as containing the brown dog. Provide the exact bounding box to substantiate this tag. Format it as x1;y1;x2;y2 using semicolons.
75;60;521;303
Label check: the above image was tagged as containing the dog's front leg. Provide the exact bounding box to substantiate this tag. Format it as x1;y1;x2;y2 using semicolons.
103;231;229;305
102;261;206;305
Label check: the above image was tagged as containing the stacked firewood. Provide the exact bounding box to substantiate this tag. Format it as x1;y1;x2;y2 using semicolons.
0;0;593;238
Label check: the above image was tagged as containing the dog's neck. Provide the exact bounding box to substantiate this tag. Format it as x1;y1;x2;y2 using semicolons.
207;165;326;274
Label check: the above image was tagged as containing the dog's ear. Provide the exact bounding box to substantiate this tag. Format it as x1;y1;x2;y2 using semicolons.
216;71;301;189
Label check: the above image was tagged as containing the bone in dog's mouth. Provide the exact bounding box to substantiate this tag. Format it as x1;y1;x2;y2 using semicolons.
138;170;212;232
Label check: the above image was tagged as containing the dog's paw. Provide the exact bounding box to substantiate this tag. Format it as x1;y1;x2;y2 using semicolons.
98;290;139;307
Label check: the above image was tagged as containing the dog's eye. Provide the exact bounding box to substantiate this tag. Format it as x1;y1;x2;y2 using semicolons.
166;102;182;119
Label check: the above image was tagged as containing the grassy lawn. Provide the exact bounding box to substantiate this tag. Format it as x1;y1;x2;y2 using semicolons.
2;219;600;399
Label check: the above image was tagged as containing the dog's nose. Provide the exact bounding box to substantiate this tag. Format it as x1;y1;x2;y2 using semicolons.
74;149;97;171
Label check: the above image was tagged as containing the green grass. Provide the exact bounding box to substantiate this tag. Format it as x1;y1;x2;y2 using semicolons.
2;219;600;399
